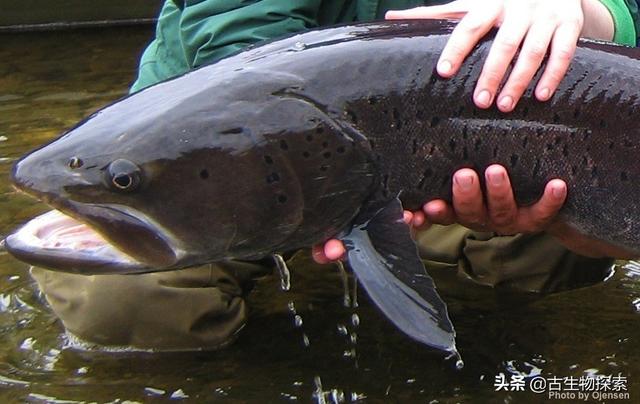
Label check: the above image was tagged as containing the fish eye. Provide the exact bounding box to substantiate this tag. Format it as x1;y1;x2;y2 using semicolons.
106;159;141;192
68;157;83;169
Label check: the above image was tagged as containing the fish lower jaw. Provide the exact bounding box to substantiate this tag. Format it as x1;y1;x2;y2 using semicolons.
5;209;144;274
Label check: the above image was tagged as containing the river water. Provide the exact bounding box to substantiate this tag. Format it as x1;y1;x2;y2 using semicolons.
0;26;639;403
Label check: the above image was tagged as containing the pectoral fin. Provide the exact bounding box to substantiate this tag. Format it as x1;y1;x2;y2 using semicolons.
340;197;458;356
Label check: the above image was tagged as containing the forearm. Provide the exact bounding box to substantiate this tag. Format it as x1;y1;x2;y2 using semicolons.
582;0;615;40
586;0;637;44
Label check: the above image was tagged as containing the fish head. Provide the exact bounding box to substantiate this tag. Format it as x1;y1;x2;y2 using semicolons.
6;77;375;274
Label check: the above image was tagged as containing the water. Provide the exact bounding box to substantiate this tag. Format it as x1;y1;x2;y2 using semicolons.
1;26;640;402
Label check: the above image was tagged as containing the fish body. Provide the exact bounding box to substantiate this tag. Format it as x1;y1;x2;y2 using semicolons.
6;20;640;357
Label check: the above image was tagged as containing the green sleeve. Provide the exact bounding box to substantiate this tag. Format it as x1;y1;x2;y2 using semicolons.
131;0;328;92
599;0;638;45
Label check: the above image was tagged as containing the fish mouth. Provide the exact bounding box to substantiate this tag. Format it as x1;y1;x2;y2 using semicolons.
5;202;179;275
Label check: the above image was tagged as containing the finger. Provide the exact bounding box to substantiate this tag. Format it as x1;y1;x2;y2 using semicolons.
474;10;532;109
385;1;470;20
452;168;487;229
423;199;456;225
484;164;518;234
437;1;503;78
535;16;582;101
411;210;426;227
324;239;346;261
497;20;555;112
403;210;413;225
517;179;567;232
312;244;331;264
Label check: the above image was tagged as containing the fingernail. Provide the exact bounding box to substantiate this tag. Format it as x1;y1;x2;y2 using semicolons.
476;90;492;108
551;184;565;199
498;95;513;111
488;171;504;186
455;173;474;190
438;59;452;75
538;87;551;101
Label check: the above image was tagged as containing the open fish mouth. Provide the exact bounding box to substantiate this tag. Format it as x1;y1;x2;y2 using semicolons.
5;209;147;274
4;202;180;274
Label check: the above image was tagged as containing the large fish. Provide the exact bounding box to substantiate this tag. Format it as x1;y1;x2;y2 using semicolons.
5;20;640;361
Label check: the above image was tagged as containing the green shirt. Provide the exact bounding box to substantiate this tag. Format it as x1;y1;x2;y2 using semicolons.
131;0;639;92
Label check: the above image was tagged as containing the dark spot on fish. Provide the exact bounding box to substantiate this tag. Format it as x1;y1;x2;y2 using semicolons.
430;116;440;127
536;127;544;137
521;106;529;118
573;108;580;119
412;139;418;155
345;109;358;124
522;136;528;148
562;144;569;157
416;109;424;120
599;119;607;128
571;165;577;175
591;165;598;179
608;141;615;150
277;194;287;204
302;151;310;158
624;140;633;148
546;143;553;151
449;138;456;152
323;152;332;159
221;127;243;135
320;165;329;171
322;141;329;148
532;158;541;178
367;96;378;105
552;113;560;123
280;140;288;151
621;172;629;181
474;138;482;151
462;126;469;139
68;157;83;169
454;106;464;118
316;127;324;134
417;167;434;189
199;169;209;180
510;154;519;167
264;155;274;164
492;146;498;158
306;134;314;142
336;146;345;154
266;172;280;184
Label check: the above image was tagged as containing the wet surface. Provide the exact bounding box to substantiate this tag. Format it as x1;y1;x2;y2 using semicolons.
0;26;639;403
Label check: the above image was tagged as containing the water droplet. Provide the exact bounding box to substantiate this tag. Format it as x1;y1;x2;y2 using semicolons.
20;337;35;350
294;314;303;328
349;332;357;345
351;314;360;327
337;324;348;336
76;367;89;375
170;389;189;399
144;387;166;396
302;333;310;347
273;254;290;291
293;41;306;51
288;301;296;314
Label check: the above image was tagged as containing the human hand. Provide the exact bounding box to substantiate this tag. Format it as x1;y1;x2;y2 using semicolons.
385;0;614;111
312;165;568;263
